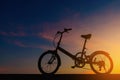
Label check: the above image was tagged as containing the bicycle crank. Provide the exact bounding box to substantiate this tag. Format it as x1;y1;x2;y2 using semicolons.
72;52;86;68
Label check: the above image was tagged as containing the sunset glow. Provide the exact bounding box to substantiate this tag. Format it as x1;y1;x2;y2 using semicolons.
1;0;120;74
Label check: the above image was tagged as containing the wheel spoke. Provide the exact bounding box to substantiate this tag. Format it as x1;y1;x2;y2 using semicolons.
90;52;113;74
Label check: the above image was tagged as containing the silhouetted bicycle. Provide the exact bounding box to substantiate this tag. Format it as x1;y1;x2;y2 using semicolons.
38;28;113;74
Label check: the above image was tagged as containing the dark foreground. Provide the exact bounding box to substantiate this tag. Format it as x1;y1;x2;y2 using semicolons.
0;74;120;80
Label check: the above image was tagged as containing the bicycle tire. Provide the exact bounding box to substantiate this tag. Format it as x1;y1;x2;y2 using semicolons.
90;51;113;74
38;50;61;74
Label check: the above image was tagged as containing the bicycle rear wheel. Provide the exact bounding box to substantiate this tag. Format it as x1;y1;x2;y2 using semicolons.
90;51;113;74
38;50;61;74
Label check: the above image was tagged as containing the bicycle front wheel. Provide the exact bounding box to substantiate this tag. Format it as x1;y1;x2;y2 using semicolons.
38;50;61;74
90;51;113;74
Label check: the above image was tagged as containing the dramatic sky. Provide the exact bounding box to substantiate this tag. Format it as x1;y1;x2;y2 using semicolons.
1;0;120;74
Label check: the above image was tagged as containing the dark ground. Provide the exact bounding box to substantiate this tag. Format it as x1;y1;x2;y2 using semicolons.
0;74;120;80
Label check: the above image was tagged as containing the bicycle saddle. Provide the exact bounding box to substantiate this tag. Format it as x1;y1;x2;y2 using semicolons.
81;34;91;39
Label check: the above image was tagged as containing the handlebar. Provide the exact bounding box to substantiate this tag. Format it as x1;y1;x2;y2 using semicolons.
53;28;72;48
57;28;72;34
64;28;72;32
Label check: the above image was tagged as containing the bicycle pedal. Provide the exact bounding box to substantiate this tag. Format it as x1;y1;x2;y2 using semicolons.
71;66;75;68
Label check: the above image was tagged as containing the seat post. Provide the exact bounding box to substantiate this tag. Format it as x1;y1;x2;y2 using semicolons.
82;38;87;53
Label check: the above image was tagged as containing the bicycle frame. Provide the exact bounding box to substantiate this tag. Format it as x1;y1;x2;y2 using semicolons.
54;29;89;63
58;46;76;60
57;41;89;63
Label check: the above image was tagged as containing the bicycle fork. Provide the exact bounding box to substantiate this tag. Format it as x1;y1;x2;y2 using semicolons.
48;55;56;64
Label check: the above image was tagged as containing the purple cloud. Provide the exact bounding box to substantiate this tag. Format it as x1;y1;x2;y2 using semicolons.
38;32;53;41
9;32;27;36
11;40;52;50
13;41;26;47
0;31;8;36
0;31;27;37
